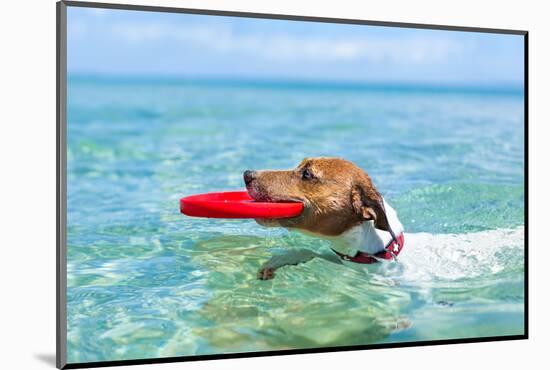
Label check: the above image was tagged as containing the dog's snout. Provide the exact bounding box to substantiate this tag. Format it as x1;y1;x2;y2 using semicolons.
243;170;257;185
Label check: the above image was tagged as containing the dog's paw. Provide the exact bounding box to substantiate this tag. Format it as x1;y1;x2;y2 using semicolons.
257;267;276;280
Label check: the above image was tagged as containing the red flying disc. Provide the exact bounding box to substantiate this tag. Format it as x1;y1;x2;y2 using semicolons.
180;191;303;219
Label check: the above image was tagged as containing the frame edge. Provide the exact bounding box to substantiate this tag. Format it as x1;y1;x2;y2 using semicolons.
57;1;68;369
523;32;529;339
63;0;527;35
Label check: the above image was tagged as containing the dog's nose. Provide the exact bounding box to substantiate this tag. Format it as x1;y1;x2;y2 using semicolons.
243;170;257;185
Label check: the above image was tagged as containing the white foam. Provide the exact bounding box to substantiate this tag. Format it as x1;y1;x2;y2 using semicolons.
372;226;525;284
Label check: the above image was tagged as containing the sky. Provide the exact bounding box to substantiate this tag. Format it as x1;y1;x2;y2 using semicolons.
67;6;524;86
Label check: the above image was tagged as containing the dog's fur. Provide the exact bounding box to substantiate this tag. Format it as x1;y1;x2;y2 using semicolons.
244;157;404;279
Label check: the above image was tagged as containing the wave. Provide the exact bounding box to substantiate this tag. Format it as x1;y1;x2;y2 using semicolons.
374;226;525;284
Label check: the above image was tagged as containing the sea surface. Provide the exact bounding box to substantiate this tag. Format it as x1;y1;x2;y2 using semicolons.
66;77;525;363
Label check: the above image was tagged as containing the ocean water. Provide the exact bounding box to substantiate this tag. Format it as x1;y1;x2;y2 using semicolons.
66;77;525;363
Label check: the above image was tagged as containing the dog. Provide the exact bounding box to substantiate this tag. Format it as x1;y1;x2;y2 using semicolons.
244;157;404;280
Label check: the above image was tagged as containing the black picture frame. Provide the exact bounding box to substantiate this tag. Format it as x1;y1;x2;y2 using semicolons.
56;1;529;368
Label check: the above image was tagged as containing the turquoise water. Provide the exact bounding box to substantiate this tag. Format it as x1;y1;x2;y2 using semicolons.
66;77;525;363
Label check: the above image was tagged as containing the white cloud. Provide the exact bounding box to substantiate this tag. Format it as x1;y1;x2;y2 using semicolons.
88;8;109;17
107;21;466;64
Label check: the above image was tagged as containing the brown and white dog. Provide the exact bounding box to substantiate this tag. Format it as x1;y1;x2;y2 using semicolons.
244;157;404;280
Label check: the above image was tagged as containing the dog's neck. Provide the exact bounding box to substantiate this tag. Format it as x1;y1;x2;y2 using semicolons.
328;198;404;256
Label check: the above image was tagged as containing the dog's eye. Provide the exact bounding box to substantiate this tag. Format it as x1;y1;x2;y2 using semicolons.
301;168;315;181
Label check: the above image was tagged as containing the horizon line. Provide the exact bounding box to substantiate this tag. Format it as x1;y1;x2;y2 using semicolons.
67;73;524;94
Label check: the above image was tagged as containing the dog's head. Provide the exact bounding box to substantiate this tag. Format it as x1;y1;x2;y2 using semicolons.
244;157;390;236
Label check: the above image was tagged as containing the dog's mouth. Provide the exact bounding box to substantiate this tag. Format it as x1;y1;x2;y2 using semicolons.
246;184;304;205
246;183;306;227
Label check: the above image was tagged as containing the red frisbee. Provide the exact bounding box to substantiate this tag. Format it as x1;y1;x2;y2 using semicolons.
180;191;303;219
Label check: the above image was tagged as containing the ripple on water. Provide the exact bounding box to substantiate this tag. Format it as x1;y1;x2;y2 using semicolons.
67;79;524;362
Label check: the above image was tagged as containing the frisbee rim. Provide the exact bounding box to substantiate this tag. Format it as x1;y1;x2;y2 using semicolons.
180;191;304;219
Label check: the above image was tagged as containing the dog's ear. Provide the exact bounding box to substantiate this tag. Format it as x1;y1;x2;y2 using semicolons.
351;183;390;231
